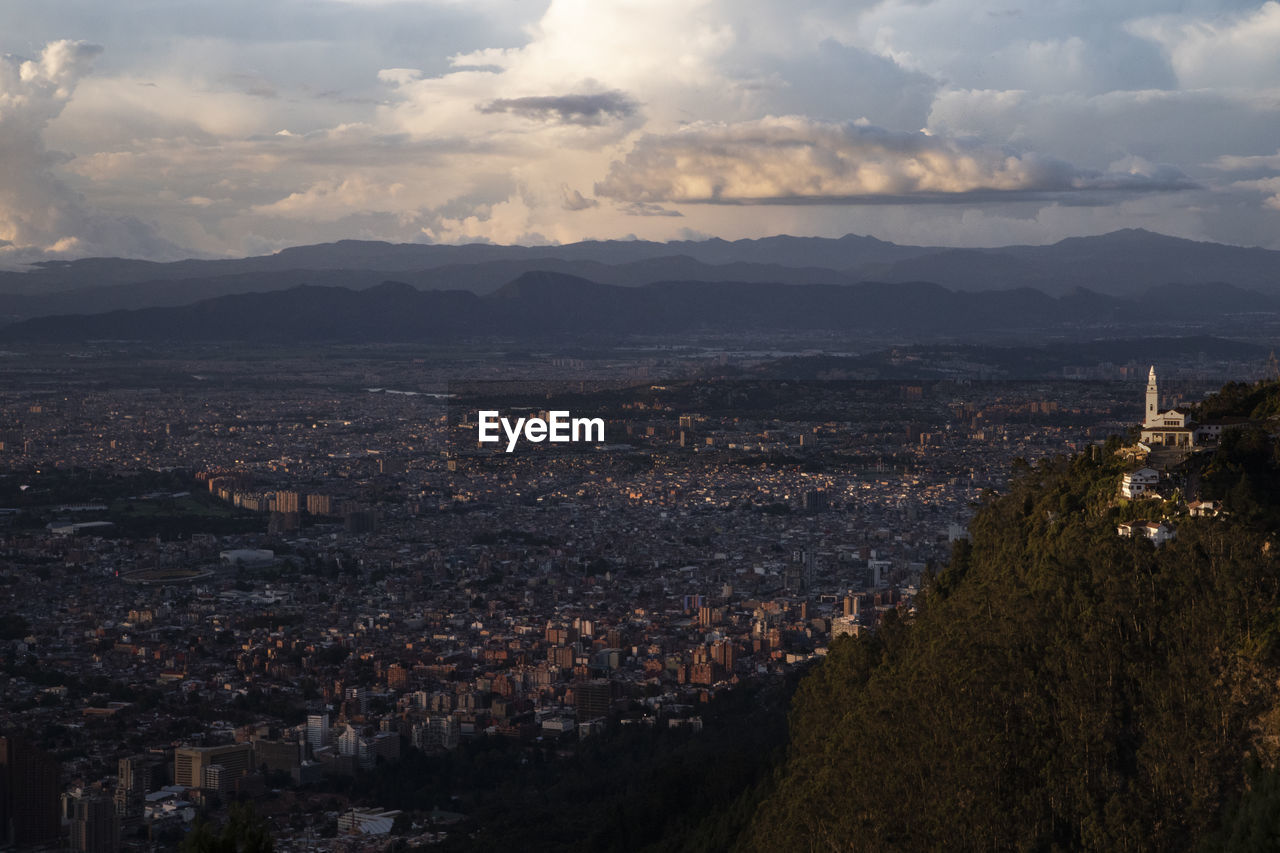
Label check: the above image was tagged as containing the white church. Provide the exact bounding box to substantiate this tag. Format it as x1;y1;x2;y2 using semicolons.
1137;365;1232;449
1139;366;1195;448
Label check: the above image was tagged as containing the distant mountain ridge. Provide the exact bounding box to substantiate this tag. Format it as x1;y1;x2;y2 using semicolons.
2;229;1280;323
5;271;1277;343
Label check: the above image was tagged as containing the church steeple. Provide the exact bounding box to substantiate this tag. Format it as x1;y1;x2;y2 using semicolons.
1145;365;1159;427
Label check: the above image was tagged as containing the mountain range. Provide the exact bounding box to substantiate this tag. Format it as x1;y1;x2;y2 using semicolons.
3;228;1280;341
2;229;1280;325
4;272;1277;344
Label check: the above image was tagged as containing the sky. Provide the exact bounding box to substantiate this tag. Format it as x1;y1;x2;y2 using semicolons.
3;0;1280;262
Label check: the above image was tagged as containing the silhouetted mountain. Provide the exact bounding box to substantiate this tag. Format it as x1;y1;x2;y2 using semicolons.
0;234;927;297
856;229;1280;296
6;230;1279;319
2;281;488;342
0;255;863;322
5;270;1276;343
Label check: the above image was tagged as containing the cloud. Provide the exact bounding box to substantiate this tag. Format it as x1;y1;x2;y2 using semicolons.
728;38;939;131
0;40;184;262
0;41;101;254
561;185;598;210
9;1;1280;258
1224;176;1280;211
1128;2;1280;90
927;87;1280;172
595;116;1194;205
478;90;639;125
619;202;683;217
1211;150;1280;172
220;72;278;99
847;0;1186;97
251;177;410;221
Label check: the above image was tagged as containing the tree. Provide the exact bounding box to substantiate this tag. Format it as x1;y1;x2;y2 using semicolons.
180;803;274;853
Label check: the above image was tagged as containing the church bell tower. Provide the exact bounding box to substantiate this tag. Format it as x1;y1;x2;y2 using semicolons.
1145;365;1159;427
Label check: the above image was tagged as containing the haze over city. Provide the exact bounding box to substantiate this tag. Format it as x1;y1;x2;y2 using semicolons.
8;3;1280;852
5;0;1280;263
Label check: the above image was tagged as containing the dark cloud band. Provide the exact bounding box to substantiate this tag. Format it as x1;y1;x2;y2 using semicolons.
478;90;639;125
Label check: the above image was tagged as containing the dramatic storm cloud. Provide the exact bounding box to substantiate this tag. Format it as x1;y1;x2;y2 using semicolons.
0;40;179;261
4;0;1280;257
595;118;1194;204
0;40;96;254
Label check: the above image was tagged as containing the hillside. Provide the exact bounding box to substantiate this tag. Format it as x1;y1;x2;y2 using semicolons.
748;379;1280;851
4;272;1279;343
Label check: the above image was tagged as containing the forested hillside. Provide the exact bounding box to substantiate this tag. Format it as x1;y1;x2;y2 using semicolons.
749;380;1280;852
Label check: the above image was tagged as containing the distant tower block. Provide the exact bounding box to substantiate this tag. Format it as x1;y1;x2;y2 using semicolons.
786;546;816;594
1145;365;1159;427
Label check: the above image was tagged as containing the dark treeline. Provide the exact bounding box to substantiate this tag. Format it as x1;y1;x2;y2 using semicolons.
744;379;1280;851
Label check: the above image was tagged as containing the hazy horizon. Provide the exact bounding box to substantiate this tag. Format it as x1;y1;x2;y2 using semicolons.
5;1;1280;262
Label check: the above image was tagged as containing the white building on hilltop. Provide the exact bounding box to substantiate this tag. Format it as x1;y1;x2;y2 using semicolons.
1140;366;1196;448
1138;365;1249;449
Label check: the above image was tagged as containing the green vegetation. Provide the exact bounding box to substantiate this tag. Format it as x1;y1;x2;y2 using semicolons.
180;803;274;853
745;379;1280;851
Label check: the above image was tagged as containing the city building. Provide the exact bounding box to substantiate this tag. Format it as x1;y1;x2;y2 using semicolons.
68;794;119;853
114;754;155;821
306;713;331;752
0;736;60;847
173;744;252;789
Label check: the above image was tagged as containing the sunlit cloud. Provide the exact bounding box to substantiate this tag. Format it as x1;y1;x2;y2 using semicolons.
4;0;1280;258
596;117;1195;205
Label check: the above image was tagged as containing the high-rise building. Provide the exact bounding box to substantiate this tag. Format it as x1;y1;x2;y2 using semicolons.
803;488;828;513
69;794;119;853
114;755;153;820
344;686;369;715
412;716;460;753
173;744;252;789
711;639;735;671
306;713;331;752
0;735;60;847
337;725;375;770
306;493;332;515
786;546;816;594
573;679;612;721
272;490;300;513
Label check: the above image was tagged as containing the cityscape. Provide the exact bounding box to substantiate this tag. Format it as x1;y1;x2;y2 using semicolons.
7;0;1280;848
0;339;1267;850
